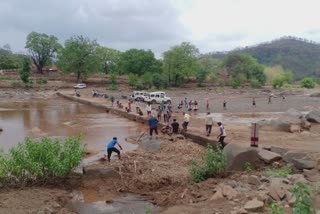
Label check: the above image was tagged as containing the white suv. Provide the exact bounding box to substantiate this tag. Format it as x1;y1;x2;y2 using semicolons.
74;83;87;89
144;91;171;104
129;91;149;101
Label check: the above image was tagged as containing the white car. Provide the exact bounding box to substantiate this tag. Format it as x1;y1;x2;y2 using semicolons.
74;83;87;89
129;91;149;101
144;91;171;104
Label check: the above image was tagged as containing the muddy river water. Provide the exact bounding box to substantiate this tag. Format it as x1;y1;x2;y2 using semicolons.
0;97;146;152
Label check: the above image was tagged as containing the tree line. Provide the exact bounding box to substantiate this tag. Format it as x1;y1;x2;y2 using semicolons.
2;31;318;89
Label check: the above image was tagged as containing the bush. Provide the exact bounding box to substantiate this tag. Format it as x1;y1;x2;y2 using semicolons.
272;76;286;88
190;144;226;183
152;73;168;89
0;136;85;186
19;58;30;83
300;77;315;88
250;78;262;88
36;78;48;84
231;79;241;88
293;183;314;213
108;83;118;90
135;82;145;90
270;202;285;214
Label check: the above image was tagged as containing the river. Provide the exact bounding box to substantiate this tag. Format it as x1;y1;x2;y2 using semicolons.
0;97;145;153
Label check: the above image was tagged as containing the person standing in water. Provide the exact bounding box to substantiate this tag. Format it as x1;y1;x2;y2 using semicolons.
252;98;256;108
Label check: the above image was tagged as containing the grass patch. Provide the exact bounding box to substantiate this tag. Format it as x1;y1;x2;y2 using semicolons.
0;76;14;81
190;144;227;183
264;165;293;177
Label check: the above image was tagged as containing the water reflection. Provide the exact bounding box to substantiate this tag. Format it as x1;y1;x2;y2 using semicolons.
0;98;146;152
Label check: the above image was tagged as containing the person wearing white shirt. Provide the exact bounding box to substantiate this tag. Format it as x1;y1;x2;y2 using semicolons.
205;112;214;136
146;103;152;116
182;112;190;131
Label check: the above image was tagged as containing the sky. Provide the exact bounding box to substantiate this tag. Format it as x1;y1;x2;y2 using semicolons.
1;0;320;56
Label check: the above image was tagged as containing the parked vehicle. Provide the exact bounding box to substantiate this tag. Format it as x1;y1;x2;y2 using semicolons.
129;91;149;101
144;91;171;104
74;83;87;89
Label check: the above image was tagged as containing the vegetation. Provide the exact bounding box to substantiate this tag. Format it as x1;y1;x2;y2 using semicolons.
97;46;121;74
0;136;85;186
293;183;314;214
244;162;253;172
222;54;266;87
25;32;61;73
265;165;293;177
58;36;100;82
19;58;31;83
209;36;320;79
163;42;200;86
300;77;316;88
270;202;285;214
190;144;227;183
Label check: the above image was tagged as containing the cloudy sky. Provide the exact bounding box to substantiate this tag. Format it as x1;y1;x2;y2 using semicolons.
1;0;320;56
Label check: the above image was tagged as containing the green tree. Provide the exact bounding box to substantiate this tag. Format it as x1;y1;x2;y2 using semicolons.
163;42;200;86
58;36;100;82
25;32;61;73
119;49;160;75
222;54;266;86
198;56;221;84
152;73;168;89
140;72;153;88
97;46;121;74
300;77;315;88
128;73;138;88
19;58;31;83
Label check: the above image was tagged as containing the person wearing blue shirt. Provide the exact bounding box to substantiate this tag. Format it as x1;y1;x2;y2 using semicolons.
148;115;159;139
104;137;123;162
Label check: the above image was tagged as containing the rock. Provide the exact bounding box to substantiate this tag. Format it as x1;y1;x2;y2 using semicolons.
283;151;306;163
175;134;185;140
310;92;320;97
288;195;296;206
258;149;282;164
244;198;264;212
210;188;224;201
232;208;248;214
248;175;261;186
292;158;316;170
303;169;320;182
223;144;262;171
306;110;320;123
301;120;312;130
257;191;269;202
285;108;303;118
138;137;163;152
268;188;281;201
270;146;288;156
83;165;120;178
221;184;238;200
289;124;302;133
288;174;309;184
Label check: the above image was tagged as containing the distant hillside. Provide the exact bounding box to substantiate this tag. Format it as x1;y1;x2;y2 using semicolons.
208;36;320;79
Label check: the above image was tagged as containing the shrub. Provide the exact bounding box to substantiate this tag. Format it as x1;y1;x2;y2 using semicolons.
293;183;314;214
36;78;48;84
244;162;253;172
270;202;285;214
107;83;118;90
0;136;85;186
250;78;262;88
265;165;292;177
135;82;145;90
190;144;226;183
300;77;315;88
231;79;241;89
152;73;168;89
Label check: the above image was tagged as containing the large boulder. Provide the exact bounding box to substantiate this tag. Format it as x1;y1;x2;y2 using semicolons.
83;165;120;178
270;146;288;156
258;149;282;164
306;110;320;123
138;137;163;152
244;198;264;212
223;144;262;171
285;108;303;118
310;92;320;97
291;158;316;170
283;151;306;163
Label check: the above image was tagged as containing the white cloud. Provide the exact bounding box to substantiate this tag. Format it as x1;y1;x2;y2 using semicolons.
0;0;320;55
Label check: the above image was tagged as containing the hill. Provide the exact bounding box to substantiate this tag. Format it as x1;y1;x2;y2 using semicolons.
208;36;320;79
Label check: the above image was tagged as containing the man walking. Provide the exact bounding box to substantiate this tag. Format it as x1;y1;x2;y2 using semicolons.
182;112;190;132
223;100;227;110
205;112;214;136
217;122;227;148
148;114;159;139
146;102;152;116
104;137;122;162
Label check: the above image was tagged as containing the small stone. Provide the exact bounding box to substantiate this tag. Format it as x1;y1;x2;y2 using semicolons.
244;198;264;212
270;146;288;156
210;188;224;201
257;191;268;202
303;169;320;182
283;151;306;163
268;188;281;201
248;175;261;186
221;184;238;200
282;179;291;184
288;195;296;206
288;174;309;184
